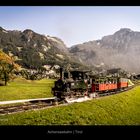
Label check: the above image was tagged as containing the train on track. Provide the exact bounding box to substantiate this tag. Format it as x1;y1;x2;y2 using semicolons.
52;68;130;100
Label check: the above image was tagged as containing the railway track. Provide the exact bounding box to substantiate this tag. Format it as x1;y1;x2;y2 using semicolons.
0;84;137;116
0;99;60;115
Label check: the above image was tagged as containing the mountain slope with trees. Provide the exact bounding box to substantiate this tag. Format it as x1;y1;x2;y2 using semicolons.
0;27;87;71
1;27;140;74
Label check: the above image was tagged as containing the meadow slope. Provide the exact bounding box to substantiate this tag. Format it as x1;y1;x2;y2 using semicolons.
0;78;54;101
0;85;140;125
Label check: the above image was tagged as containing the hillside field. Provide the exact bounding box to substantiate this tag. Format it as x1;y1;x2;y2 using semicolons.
0;78;55;101
0;82;140;125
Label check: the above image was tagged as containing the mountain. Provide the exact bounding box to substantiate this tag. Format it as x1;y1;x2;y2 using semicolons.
0;27;87;71
69;28;140;73
1;27;140;74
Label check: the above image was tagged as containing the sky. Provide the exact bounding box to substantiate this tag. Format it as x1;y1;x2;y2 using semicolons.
0;6;140;47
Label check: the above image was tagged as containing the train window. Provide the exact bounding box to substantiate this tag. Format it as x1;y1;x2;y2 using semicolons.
71;83;74;86
100;79;104;84
64;72;68;78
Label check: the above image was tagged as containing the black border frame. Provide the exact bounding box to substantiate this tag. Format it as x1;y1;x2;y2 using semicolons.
0;0;140;138
0;0;140;6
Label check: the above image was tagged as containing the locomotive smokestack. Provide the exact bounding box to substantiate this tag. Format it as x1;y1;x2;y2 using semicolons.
60;67;63;80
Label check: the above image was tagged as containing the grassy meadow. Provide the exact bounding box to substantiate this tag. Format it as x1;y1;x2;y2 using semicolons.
0;82;140;125
0;78;55;101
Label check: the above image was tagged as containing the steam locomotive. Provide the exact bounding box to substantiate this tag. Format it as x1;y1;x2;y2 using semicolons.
52;68;129;99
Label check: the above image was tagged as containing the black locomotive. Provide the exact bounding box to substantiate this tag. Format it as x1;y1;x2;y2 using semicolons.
52;68;129;99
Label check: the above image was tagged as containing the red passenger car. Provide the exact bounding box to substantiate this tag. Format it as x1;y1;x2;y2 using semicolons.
117;78;128;89
91;77;128;93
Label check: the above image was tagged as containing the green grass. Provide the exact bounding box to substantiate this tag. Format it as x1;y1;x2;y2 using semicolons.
0;85;140;125
0;78;55;101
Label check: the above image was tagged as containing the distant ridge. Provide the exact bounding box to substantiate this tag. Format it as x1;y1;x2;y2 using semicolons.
70;28;140;73
0;27;140;73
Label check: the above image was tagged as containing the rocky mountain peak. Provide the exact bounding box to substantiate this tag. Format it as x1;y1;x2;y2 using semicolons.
22;29;35;41
114;28;133;36
23;29;33;34
46;36;68;53
0;27;5;31
0;27;8;33
69;28;140;73
118;28;132;32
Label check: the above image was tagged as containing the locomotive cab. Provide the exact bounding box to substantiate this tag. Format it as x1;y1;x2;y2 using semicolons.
52;68;90;99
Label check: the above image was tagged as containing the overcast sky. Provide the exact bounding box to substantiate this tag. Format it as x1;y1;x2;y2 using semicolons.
0;6;140;47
